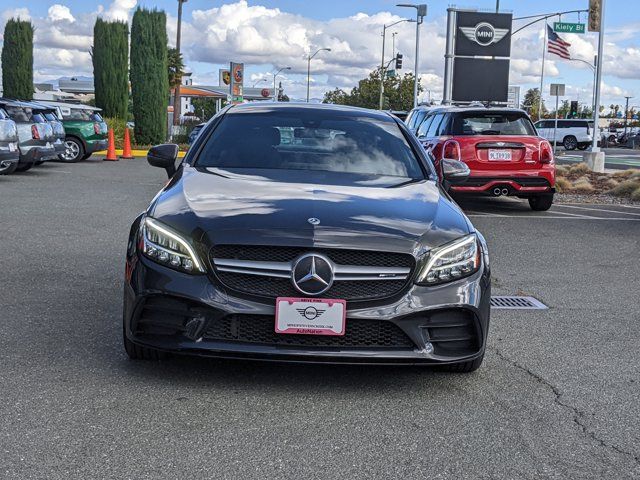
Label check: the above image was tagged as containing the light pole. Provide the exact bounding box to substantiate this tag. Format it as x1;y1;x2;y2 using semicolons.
379;18;413;110
306;48;331;103
397;4;427;109
623;96;633;136
172;0;188;129
252;78;267;88
273;67;291;102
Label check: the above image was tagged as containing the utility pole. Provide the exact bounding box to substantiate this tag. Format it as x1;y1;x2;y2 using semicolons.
379;18;412;110
172;0;187;129
273;67;291;102
623;95;632;136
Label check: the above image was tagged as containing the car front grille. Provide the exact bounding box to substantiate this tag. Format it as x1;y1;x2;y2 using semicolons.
204;314;415;350
210;245;415;302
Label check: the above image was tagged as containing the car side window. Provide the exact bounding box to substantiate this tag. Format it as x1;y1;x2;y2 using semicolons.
416;115;434;138
435;114;450;136
425;113;444;138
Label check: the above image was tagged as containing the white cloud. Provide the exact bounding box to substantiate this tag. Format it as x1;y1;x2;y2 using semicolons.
47;5;75;23
103;0;137;22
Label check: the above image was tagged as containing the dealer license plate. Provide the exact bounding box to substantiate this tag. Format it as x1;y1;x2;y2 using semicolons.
275;297;346;336
488;149;512;161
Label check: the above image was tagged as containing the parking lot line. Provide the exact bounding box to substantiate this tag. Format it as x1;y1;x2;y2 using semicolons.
466;214;640;220
549;209;598;219
555;204;640;217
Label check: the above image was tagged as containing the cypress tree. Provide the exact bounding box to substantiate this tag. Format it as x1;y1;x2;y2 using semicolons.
92;19;129;119
1;19;34;99
130;8;169;145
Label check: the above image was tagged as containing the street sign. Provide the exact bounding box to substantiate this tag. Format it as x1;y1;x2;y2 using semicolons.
229;62;244;104
385;69;396;78
553;22;586;34
550;83;565;96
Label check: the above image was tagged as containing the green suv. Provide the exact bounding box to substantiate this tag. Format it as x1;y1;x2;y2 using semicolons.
39;101;108;162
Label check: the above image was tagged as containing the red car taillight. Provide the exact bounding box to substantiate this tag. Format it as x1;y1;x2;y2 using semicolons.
31;124;40;140
442;139;461;161
539;141;554;164
94;123;101;135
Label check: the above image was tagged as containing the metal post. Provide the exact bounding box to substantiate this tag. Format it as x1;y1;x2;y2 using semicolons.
538;24;547;121
273;74;277;102
624;96;632;136
379;24;387;110
592;55;597;116
306;55;311;103
591;0;605;152
553;94;559;154
172;0;186;129
443;8;455;105
413;13;421;109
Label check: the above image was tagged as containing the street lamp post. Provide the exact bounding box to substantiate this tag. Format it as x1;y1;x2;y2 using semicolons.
252;78;267;88
397;4;427;109
306;48;331;103
172;0;188;129
624;96;633;136
378;18;413;110
273;67;291;102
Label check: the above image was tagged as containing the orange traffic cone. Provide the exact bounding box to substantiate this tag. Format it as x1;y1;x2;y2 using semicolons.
120;128;134;159
105;128;118;161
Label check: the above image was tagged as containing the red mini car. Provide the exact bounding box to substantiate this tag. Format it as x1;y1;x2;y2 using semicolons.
413;106;555;211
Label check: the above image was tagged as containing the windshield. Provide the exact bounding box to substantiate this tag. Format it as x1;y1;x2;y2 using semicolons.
63;109;103;122
452;112;536;136
196;110;425;179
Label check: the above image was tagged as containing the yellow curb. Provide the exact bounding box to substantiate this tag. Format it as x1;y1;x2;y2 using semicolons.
95;149;186;158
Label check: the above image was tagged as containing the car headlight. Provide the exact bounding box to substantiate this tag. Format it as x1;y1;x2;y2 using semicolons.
141;217;205;274
415;234;481;285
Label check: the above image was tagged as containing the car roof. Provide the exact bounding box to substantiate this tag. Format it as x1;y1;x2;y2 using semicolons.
32;100;102;111
424;106;530;115
0;98;35;108
227;102;396;121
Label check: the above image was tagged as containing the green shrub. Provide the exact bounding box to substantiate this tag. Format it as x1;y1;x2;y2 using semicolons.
93;19;129;119
631;186;640;201
1;19;34;99
104;117;135;149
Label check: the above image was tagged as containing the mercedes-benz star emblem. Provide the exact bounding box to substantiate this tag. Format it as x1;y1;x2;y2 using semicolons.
459;22;509;47
291;253;334;296
308;217;320;226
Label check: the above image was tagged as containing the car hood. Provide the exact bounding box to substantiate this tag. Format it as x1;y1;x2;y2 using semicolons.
150;166;472;253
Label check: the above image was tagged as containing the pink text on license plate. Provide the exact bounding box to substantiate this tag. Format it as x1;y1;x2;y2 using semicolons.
275;297;346;336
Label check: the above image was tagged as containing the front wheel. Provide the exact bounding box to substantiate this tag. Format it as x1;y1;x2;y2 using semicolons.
577;143;589;151
563;136;578;150
0;161;18;175
15;163;33;172
528;194;554;211
58;138;84;162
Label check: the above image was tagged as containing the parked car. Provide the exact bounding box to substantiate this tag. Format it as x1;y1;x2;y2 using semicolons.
0;107;20;175
0;99;57;172
29;102;67;159
123;103;491;372
534;118;593;150
38;101;108;162
188;123;206;145
405;105;433;135
416;106;555;211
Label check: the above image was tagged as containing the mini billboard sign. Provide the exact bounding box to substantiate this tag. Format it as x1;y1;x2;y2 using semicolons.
229;62;244;104
455;11;512;57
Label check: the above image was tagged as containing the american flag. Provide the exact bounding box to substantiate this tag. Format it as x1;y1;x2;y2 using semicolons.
547;24;571;60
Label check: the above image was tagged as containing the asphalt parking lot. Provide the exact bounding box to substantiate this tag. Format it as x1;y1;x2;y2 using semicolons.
1;159;639;479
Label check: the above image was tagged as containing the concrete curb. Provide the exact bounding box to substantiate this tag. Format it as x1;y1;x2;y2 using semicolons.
95;149;187;158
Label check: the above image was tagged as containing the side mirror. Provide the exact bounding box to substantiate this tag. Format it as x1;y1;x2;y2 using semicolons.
147;144;179;178
442;158;470;184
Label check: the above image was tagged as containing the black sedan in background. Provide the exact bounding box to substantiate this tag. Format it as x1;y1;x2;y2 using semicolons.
124;104;491;372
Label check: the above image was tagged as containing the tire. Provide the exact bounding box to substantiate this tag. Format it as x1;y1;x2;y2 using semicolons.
123;321;169;360
0;161;18;175
528;193;554;211
15;163;33;172
34;160;45;166
577;143;589;151
58;137;84;162
443;354;484;373
81;152;92;160
562;136;578;150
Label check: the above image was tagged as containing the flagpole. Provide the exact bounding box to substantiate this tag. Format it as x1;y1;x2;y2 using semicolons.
538;24;547;121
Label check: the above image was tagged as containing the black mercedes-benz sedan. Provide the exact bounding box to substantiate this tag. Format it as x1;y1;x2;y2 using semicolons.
123;103;491;372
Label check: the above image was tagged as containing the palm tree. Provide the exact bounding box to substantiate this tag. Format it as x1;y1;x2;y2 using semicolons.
167;47;185;89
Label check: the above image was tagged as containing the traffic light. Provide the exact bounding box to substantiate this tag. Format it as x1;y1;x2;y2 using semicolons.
588;0;602;32
570;101;578;118
395;53;403;70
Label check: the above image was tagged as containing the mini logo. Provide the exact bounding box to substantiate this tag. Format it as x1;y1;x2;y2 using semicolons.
459;22;509;47
296;306;326;320
307;217;321;225
291;253;334;296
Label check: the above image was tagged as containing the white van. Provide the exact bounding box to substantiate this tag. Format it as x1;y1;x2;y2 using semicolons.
534;119;593;150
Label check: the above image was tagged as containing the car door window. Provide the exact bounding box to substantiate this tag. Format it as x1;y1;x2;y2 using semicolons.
425;113;444;138
416;115;434;138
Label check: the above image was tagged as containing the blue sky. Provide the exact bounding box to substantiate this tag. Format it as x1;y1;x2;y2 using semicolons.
2;0;638;108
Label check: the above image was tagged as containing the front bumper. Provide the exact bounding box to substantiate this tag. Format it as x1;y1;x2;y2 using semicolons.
124;253;491;365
